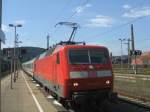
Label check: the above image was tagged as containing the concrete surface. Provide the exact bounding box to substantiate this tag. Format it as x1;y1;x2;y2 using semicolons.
1;71;57;112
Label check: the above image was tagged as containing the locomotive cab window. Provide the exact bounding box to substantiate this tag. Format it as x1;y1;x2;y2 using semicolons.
69;50;89;64
69;49;108;64
90;50;108;64
56;53;60;64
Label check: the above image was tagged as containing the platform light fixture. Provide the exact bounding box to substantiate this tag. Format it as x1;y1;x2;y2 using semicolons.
9;23;23;86
118;38;126;71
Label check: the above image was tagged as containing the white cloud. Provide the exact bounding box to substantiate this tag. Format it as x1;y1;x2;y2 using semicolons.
122;6;150;18
86;15;114;28
14;20;26;25
123;4;131;9
74;4;92;14
85;4;92;8
2;24;9;32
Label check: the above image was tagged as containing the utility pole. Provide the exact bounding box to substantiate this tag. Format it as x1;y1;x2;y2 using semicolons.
124;39;131;68
131;24;135;51
131;24;137;74
9;24;22;82
0;0;2;111
15;34;22;78
0;0;2;82
0;0;4;52
11;57;13;89
119;38;126;71
0;0;5;110
47;34;50;49
12;26;17;82
0;0;1;49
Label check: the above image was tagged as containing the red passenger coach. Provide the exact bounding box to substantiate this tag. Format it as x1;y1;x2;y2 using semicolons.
33;44;114;102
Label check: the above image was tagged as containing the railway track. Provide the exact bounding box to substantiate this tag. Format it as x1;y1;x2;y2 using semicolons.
115;89;150;108
119;97;150;110
27;73;150;112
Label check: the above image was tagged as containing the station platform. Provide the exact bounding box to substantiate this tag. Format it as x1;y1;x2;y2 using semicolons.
1;71;61;112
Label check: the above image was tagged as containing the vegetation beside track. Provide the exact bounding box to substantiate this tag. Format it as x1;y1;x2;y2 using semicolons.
113;64;150;75
114;75;150;104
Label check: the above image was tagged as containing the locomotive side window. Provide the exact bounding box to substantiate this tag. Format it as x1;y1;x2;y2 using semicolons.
69;50;89;64
56;53;60;64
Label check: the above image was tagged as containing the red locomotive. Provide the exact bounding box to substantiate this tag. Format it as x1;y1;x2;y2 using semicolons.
22;22;115;107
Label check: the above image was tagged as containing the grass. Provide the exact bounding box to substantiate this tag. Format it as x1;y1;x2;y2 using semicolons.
113;64;150;75
114;77;150;100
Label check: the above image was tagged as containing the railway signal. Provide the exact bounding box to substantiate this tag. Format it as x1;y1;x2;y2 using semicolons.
130;50;142;56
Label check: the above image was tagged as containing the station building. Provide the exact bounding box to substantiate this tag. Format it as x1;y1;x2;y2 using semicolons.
131;52;150;66
2;46;45;63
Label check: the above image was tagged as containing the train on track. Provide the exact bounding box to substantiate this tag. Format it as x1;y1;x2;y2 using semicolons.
22;22;116;107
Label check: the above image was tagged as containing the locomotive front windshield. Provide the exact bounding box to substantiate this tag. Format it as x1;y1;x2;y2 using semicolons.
69;49;108;64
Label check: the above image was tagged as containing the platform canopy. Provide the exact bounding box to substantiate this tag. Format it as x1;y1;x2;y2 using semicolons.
0;29;5;44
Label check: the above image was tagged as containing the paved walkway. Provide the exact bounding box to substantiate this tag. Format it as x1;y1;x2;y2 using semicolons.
1;71;57;112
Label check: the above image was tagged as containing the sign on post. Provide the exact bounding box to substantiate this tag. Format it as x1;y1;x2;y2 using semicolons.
130;50;142;56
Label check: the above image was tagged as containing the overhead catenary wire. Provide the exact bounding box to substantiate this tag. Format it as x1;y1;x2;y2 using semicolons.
52;0;148;47
52;0;91;43
66;0;91;21
85;0;149;39
54;0;72;22
51;0;72;42
86;16;148;39
87;32;130;45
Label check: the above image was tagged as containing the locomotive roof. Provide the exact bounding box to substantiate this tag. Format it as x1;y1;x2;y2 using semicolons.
65;45;107;49
53;44;107;54
22;44;108;65
22;57;37;65
38;52;47;59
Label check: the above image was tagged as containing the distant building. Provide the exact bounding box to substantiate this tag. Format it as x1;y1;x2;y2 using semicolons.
112;55;128;64
2;47;45;63
131;52;150;66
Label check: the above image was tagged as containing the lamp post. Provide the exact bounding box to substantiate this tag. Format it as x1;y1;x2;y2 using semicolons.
9;24;22;82
16;34;22;78
119;38;126;71
124;39;131;68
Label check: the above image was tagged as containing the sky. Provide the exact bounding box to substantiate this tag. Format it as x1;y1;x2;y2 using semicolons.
2;0;150;56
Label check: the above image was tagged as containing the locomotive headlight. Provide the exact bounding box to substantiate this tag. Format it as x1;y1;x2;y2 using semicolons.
73;82;79;87
106;80;110;84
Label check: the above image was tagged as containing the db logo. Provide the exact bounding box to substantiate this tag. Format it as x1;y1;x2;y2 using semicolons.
89;65;94;69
